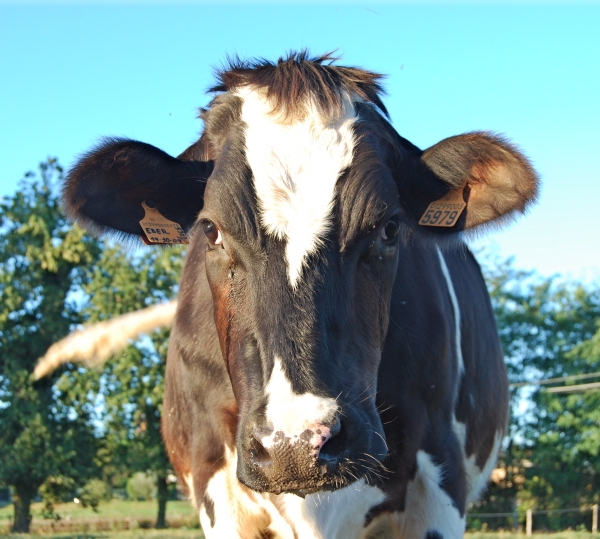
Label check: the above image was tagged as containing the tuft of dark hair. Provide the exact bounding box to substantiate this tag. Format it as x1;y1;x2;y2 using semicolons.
209;50;388;120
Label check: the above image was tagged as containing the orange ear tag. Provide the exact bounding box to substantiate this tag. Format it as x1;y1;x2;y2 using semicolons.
139;202;189;245
418;188;466;227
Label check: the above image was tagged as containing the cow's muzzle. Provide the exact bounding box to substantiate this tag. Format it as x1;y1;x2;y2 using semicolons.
243;416;351;495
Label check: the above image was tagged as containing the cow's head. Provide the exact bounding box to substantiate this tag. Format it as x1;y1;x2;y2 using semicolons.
62;53;538;496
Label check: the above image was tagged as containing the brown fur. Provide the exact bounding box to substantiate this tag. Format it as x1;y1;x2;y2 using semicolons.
211;50;387;121
422;132;540;231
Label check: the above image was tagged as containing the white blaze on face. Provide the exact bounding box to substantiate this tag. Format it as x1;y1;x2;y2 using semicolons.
263;356;339;448
238;87;357;287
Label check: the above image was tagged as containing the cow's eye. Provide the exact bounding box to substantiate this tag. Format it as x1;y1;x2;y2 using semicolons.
202;221;223;247
381;218;400;243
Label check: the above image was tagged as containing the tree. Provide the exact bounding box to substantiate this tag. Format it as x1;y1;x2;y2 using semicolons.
525;295;600;530
73;242;185;528
22;181;184;528
79;478;112;511
40;475;76;519
127;472;157;501
0;160;101;532
471;254;600;530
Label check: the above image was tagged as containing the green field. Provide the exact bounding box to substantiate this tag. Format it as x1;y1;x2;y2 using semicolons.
0;530;597;539
0;499;196;521
1;531;204;539
0;499;201;537
467;534;596;539
0;500;596;539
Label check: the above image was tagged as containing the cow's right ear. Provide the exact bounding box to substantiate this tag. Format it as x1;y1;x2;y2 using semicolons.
62;138;213;239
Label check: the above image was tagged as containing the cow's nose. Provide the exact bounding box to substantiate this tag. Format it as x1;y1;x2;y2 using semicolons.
249;417;344;473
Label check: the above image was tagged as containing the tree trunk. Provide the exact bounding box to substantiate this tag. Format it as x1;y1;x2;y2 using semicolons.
12;483;37;533
512;495;519;533
156;474;169;529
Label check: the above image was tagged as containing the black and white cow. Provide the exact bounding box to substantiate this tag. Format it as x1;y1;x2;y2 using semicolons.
62;52;538;539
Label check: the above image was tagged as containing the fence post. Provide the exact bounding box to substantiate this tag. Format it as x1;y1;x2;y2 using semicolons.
593;504;598;533
526;508;533;536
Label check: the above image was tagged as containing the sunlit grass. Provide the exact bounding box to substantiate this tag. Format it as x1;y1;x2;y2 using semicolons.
466;533;596;539
0;499;200;537
1;531;204;539
0;502;595;539
0;499;195;520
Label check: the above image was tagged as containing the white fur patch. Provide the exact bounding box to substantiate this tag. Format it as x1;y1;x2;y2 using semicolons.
464;430;503;504
199;446;295;539
184;473;197;508
441;249;502;504
436;247;464;377
277;479;387;539
390;450;465;538
263;356;339;448
239;87;357;286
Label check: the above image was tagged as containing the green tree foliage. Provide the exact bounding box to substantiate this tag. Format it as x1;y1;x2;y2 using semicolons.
126;472;158;501
67;242;185;527
78;478;112;511
0;162;184;530
0;160;101;532
40;475;76;519
471;255;600;530
526;305;600;529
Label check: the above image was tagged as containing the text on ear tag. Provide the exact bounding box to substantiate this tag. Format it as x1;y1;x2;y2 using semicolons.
139;202;189;244
419;188;466;227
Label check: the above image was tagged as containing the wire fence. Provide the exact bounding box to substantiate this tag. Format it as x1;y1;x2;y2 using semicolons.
0;513;200;535
467;504;599;535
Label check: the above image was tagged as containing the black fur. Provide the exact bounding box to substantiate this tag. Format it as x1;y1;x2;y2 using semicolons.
62;138;212;240
202;495;216;528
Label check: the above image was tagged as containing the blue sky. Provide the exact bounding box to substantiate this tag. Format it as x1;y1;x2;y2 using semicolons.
1;2;599;281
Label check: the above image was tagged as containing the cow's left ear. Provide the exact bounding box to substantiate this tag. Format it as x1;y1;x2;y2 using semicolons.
397;132;539;233
62;138;213;240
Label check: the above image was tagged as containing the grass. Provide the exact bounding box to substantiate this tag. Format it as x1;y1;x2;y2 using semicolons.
0;501;595;538
0;499;201;537
0;530;595;538
0;499;196;521
1;531;204;538
467;534;596;539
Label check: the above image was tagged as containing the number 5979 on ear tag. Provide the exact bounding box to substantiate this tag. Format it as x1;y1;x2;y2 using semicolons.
419;189;466;228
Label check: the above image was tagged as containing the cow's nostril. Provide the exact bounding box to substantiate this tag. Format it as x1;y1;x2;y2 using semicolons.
248;435;271;465
319;418;346;463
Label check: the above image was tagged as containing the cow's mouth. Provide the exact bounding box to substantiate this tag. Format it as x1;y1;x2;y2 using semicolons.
238;411;388;495
241;473;355;496
239;449;373;496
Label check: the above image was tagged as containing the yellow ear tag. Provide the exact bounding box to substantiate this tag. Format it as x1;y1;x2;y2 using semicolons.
418;188;466;227
139;202;189;245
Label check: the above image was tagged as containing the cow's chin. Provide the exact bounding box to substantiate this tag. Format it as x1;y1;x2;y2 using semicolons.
236;446;383;497
238;465;360;497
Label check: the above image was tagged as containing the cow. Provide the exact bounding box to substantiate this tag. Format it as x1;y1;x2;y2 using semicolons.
61;52;538;539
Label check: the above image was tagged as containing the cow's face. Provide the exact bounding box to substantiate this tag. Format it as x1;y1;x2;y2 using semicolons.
61;62;537;496
197;90;402;494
